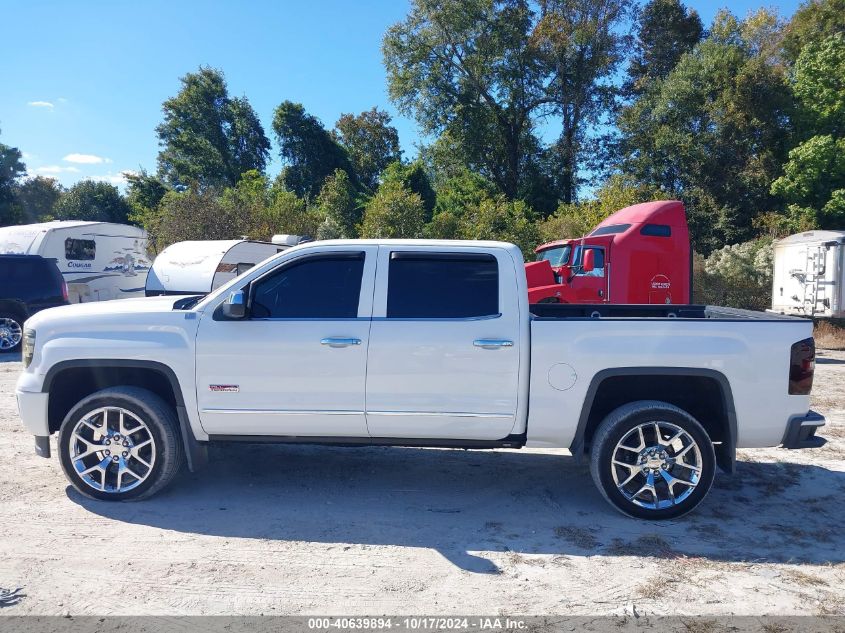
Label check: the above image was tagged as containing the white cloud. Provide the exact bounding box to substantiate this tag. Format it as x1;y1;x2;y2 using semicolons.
33;165;81;175
86;170;136;186
63;153;110;164
28;101;54;108
22;152;36;160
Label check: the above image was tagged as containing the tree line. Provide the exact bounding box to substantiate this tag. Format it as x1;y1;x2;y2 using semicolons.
1;0;844;262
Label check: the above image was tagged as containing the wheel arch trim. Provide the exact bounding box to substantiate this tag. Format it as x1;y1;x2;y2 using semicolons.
41;359;207;472
569;366;737;473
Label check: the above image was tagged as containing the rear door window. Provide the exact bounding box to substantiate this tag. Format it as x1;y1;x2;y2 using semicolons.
386;253;499;318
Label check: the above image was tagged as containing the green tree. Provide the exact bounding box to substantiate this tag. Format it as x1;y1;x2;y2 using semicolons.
14;176;64;222
150;187;250;249
770;34;845;229
316;169;360;237
334;108;401;191
380;160;436;218
156;67;270;188
259;188;322;239
125;169;168;225
272;101;354;199
771;135;845;227
425;169;498;239
54;180;132;224
0;130;26;226
458;195;540;256
126;170;168;210
384;0;548;199
782;0;845;63
360;181;426;238
694;238;774;310
532;0;633;203
537;174;660;243
315;216;344;240
433;169;498;217
792;34;845;136
618;10;792;253
625;0;703;95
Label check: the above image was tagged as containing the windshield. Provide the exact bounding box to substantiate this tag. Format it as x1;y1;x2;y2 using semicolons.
536;245;571;267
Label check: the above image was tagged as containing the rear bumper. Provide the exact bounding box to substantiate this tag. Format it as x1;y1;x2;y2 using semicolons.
782;410;827;449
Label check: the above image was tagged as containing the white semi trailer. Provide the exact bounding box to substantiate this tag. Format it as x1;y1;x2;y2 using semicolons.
770;230;845;319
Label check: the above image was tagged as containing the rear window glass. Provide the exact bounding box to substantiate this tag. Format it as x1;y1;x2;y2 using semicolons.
640;224;672;237
387;253;499;319
65;238;96;260
590;224;631;236
0;258;55;287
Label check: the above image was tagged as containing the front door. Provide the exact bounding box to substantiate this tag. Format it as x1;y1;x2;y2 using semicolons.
365;248;521;440
569;245;608;303
195;246;377;437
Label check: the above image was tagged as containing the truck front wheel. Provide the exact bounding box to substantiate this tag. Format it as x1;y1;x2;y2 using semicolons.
589;400;716;519
58;387;185;501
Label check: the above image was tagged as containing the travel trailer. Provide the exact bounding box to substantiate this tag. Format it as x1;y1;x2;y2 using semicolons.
145;239;289;296
0;221;150;303
770;230;845;319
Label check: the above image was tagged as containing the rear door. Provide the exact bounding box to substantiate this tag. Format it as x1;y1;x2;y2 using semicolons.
365;247;521;440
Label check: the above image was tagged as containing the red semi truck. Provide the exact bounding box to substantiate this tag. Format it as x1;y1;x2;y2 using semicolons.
525;199;691;304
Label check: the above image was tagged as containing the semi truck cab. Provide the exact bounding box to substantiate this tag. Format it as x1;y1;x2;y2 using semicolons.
526;200;691;305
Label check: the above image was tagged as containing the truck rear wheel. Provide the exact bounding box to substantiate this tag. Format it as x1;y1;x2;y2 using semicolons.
58;387;184;501
589;400;715;519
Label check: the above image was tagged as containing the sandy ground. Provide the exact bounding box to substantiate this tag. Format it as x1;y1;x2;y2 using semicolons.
0;351;843;617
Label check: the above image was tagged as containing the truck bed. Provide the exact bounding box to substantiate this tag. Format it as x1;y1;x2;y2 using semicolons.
530;303;805;321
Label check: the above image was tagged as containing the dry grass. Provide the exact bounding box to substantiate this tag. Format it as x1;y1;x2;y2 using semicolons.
605;534;676;558
815;320;845;350
784;569;829;587
679;618;719;633
554;526;600;550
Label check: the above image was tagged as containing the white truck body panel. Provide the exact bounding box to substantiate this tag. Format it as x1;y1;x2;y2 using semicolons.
17;239;815;456
770;230;845;319
0;221;150;302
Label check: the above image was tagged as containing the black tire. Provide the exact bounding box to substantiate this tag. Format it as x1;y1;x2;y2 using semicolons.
0;311;25;354
589;400;716;520
58;387;185;501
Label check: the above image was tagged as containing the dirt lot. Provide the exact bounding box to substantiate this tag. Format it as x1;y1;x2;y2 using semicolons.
1;352;843;617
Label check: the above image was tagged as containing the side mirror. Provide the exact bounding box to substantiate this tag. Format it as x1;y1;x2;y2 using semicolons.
581;249;595;273
221;290;246;319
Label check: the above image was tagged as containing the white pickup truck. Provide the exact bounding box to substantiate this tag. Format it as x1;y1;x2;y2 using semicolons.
16;240;826;519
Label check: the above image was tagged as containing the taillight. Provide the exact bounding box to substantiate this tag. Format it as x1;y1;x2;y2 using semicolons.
789;337;815;395
61;280;68;302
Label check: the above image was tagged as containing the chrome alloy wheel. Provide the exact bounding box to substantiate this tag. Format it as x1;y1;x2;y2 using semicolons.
68;407;156;493
0;317;22;351
611;420;703;510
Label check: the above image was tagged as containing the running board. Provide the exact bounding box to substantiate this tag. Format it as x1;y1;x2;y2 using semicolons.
206;433;527;450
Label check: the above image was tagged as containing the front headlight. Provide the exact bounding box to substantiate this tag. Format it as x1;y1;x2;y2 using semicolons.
22;329;36;368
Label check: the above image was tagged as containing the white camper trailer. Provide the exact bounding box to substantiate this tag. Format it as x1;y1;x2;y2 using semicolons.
770;230;845;319
145;239;287;296
0;221;151;303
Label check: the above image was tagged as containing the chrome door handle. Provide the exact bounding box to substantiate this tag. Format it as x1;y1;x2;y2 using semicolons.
473;339;514;349
321;337;362;348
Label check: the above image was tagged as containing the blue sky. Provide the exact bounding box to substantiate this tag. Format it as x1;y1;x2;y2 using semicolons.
0;0;803;190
